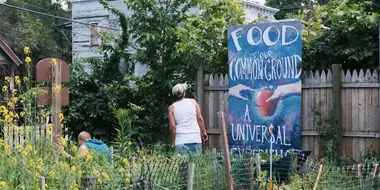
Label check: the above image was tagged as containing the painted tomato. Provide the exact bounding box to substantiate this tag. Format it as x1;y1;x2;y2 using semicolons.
256;89;277;117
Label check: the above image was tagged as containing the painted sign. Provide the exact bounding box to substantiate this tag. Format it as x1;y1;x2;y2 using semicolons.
227;20;302;157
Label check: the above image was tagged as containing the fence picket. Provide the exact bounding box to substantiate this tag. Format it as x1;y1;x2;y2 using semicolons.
358;70;366;158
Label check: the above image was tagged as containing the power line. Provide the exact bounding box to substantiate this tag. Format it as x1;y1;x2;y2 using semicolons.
0;3;122;31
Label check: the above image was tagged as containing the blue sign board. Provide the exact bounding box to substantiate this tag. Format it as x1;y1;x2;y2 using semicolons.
227;20;302;157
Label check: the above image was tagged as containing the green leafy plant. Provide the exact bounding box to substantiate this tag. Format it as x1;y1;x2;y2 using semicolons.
311;104;339;165
114;106;144;158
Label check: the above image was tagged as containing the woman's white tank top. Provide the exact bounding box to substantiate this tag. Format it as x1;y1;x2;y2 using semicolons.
173;99;201;145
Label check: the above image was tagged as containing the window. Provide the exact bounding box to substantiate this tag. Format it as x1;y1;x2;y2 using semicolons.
90;23;99;46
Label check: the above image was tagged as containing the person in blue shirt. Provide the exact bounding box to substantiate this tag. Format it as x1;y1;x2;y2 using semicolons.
78;131;110;163
56;131;110;163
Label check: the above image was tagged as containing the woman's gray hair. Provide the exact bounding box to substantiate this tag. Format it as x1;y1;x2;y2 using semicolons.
172;83;188;98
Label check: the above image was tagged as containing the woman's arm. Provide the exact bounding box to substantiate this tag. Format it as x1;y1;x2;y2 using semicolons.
191;99;208;142
168;105;176;146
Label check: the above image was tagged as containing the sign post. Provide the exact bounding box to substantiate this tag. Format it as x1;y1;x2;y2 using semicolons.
36;58;69;144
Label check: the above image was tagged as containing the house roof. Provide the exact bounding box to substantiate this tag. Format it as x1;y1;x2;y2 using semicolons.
242;0;280;13
0;38;22;66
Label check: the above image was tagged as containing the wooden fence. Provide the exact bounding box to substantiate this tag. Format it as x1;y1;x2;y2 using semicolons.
196;67;380;162
2;115;69;147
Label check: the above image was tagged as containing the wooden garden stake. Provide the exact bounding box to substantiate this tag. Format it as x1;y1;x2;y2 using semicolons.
217;112;233;190
110;146;114;165
39;176;46;190
187;161;195;190
52;60;62;144
313;164;324;190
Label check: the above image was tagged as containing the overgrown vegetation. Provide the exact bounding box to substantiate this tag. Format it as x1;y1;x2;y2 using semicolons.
0;0;72;64
64;0;245;144
311;104;339;164
288;0;379;71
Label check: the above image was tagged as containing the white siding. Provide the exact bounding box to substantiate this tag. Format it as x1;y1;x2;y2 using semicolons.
72;0;278;75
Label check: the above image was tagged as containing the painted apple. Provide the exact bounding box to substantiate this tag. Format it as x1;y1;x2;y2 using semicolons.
256;89;278;117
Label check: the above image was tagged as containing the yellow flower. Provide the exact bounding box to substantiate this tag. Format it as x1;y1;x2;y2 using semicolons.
101;172;110;180
0;106;7;112
7;102;14;108
46;129;52;136
44;184;48;189
0;181;6;187
25;56;32;64
4;77;10;83
52;85;62;93
118;167;125;173
84;151;93;162
11;97;18;103
23;77;28;82
20;112;25;117
92;169;99;176
12;157;16;164
128;102;145;111
71;145;78;152
23;46;30;54
69;184;79;190
32;91;37;96
48;171;55;178
47;124;52;136
25;144;32;152
12;89;17;95
125;177;131;184
71;165;76;172
16;145;22;152
51;58;57;66
2;86;7;92
60;137;67;146
123;158;129;165
4;114;12;123
4;145;11;153
15;76;20;85
58;112;64;122
128;141;132;146
29;159;35;167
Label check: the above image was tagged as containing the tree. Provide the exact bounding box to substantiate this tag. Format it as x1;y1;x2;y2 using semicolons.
65;0;246;143
0;0;72;65
288;0;379;70
175;0;245;74
63;2;134;142
125;0;246;143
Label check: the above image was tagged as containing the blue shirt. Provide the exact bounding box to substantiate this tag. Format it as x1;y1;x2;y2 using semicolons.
84;139;110;163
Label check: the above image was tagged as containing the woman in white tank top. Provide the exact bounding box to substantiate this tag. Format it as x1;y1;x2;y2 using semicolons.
168;83;208;155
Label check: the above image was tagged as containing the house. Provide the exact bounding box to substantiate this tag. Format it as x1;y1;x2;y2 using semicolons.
241;0;279;23
71;0;279;75
0;38;22;91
